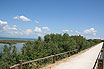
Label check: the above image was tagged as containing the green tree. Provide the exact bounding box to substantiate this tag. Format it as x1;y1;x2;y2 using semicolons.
12;46;17;57
38;36;42;41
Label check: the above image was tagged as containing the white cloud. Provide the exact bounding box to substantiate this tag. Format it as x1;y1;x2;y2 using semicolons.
42;27;50;31
62;30;69;32
86;36;101;39
62;29;72;32
75;30;80;34
13;25;17;27
0;20;8;25
0;20;33;36
13;16;31;21
13;16;19;19
0;20;18;35
3;25;17;31
1;24;17;35
0;20;41;37
37;34;42;36
34;27;42;33
3;28;33;35
34;20;39;24
83;28;96;35
18;32;24;35
70;30;72;32
25;29;33;35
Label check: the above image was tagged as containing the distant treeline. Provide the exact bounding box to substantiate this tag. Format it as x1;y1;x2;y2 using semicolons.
0;33;103;69
0;40;29;44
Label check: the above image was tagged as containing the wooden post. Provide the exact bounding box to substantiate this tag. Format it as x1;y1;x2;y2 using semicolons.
19;60;22;69
98;59;103;69
12;67;15;69
101;49;103;59
77;49;78;53
76;46;79;53
68;49;71;57
103;43;104;58
53;53;56;63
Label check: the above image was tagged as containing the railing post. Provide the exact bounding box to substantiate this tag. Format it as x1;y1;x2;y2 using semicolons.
68;49;71;57
19;60;22;69
103;43;104;58
53;53;56;63
12;67;15;69
101;49;103;59
98;58;103;69
76;49;78;53
76;46;79;53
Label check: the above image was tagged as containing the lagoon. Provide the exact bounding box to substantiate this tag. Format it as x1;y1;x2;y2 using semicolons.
0;43;24;52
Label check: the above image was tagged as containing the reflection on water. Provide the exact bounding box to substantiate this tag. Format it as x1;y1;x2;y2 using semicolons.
0;43;24;52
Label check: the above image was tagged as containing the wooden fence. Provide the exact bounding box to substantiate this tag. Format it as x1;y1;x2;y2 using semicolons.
9;49;78;69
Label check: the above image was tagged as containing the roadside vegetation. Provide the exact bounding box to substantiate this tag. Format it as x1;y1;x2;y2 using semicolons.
0;33;103;69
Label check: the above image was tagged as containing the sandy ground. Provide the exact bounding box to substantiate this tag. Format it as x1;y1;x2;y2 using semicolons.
42;42;103;69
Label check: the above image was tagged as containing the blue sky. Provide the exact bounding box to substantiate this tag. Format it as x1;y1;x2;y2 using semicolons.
0;0;104;39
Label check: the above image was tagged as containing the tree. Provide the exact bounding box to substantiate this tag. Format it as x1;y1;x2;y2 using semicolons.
63;33;70;41
12;46;17;57
3;45;9;56
44;34;51;42
38;36;42;41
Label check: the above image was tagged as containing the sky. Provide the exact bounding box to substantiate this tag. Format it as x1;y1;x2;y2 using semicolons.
0;0;104;39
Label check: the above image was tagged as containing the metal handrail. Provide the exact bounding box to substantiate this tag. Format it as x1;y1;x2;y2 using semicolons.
92;50;101;69
92;42;104;69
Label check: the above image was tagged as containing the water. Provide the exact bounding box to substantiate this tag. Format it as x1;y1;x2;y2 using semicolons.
0;37;36;41
0;43;24;52
0;37;36;52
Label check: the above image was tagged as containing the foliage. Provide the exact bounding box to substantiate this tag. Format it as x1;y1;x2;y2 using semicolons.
0;33;102;69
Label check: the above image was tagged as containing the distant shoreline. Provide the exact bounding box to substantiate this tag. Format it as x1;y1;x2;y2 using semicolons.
0;40;31;44
0;37;36;40
0;37;37;44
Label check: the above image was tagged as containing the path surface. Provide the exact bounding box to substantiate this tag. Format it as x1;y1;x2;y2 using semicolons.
52;42;103;69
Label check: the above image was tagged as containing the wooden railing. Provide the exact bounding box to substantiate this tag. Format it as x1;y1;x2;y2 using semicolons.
9;49;78;69
92;42;104;69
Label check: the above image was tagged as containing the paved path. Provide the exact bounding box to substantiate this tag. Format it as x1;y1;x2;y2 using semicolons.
54;42;103;69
